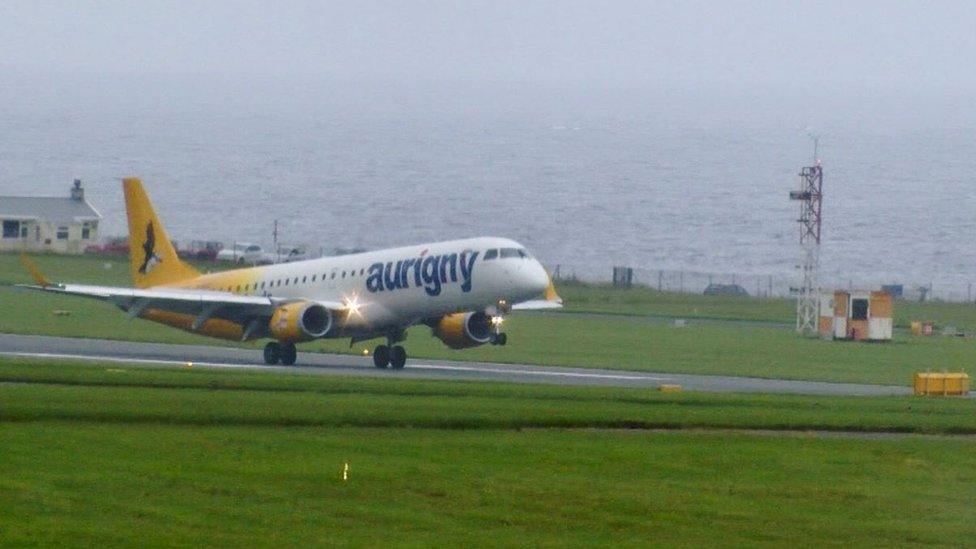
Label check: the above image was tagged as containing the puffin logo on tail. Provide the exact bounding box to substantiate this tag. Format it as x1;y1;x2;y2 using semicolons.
138;221;162;274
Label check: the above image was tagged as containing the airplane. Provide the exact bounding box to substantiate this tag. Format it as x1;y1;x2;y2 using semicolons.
18;178;562;368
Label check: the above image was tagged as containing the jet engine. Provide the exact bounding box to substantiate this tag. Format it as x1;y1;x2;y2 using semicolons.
432;311;494;349
269;301;333;342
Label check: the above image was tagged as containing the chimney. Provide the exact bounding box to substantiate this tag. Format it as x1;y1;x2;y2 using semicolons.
71;179;84;201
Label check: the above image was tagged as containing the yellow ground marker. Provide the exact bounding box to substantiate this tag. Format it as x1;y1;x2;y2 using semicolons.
914;373;969;396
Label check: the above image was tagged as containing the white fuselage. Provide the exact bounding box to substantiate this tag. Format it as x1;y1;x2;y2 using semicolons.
191;237;550;337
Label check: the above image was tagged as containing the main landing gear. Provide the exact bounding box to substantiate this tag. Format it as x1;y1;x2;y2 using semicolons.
373;331;407;370
372;344;407;369
263;341;297;366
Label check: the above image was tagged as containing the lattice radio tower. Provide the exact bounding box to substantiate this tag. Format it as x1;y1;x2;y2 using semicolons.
789;140;823;334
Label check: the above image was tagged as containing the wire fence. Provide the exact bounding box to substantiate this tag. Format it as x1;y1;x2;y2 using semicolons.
546;263;976;304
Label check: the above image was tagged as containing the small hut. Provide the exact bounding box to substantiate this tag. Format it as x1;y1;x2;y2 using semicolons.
819;290;893;342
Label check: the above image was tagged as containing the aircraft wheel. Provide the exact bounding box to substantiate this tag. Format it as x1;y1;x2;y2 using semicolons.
280;342;297;366
373;344;391;368
390;345;407;369
263;341;281;365
494;333;507;346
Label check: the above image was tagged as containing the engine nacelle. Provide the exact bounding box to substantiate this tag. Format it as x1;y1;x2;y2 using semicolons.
269;301;333;343
432;311;494;349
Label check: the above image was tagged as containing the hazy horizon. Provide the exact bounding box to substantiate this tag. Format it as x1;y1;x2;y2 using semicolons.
2;2;975;129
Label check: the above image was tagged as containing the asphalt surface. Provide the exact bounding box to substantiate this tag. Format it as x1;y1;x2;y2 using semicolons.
0;333;911;396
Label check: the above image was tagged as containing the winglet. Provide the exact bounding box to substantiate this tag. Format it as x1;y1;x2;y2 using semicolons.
544;273;563;304
19;252;52;287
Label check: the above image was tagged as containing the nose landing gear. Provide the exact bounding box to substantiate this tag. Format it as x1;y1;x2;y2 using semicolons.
487;311;507;346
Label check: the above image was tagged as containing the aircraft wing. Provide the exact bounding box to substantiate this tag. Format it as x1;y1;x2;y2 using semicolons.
14;282;345;334
19;281;267;305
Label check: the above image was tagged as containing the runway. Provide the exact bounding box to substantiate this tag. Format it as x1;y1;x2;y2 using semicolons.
0;333;910;396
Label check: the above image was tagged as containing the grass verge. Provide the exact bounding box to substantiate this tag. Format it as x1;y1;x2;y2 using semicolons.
1;359;975;546
3;359;976;433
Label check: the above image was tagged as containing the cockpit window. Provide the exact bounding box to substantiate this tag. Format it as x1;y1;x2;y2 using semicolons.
484;249;498;260
500;248;521;258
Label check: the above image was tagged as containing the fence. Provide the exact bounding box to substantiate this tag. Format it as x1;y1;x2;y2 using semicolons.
546;263;976;304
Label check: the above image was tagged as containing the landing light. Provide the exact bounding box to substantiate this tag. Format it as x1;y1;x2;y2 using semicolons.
343;294;362;317
491;315;505;326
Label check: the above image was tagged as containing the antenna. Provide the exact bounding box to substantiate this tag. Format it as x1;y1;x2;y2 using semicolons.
789;139;824;335
273;219;279;263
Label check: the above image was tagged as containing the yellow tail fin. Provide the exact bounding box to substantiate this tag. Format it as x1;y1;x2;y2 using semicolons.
123;177;199;288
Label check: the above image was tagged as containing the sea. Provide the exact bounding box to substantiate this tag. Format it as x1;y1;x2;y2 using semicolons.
2;109;974;300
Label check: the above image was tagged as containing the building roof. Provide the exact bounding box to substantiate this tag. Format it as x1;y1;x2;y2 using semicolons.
0;196;101;223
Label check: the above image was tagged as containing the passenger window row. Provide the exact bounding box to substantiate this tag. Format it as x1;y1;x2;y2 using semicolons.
213;267;370;294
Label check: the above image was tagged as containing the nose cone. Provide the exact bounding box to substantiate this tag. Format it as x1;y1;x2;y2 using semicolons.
523;260;551;295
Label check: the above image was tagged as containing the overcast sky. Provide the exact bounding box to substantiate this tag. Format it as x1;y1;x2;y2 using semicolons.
1;1;975;123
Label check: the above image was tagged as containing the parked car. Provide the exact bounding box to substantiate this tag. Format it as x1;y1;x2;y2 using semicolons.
84;236;129;256
177;240;224;261
274;244;310;263
216;242;265;265
703;283;749;297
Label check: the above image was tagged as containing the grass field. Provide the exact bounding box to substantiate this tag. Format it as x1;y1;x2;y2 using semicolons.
3;252;976;386
2;360;975;546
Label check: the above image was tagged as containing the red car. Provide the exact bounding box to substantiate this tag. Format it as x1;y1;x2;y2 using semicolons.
177;240;224;261
84;236;129;256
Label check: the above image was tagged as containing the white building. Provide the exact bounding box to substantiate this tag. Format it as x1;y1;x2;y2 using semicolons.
0;180;102;254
